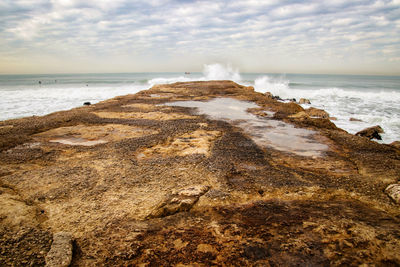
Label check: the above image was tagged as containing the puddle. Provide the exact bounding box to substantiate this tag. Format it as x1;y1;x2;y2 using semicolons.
35;124;158;146
50;137;108;146
166;98;328;157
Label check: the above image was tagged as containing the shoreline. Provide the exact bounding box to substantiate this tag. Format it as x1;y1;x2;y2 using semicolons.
1;81;399;265
1;80;397;145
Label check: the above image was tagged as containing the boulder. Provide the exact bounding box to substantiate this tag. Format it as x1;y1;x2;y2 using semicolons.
356;125;384;140
385;184;400;204
45;232;73;267
264;92;273;99
299;98;311;104
329;117;337;121
305;107;330;119
83;102;91;106
147;185;210;219
350;117;362;122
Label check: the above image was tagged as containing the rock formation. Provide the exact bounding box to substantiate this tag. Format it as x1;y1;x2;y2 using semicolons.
350;117;363;122
385;184;400;204
299;98;311;104
0;81;399;266
305;107;330;118
356;125;384;140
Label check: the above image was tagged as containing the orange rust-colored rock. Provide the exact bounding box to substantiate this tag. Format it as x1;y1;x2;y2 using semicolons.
0;81;399;266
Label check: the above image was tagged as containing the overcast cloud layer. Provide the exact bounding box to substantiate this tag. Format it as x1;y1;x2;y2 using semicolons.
1;0;399;74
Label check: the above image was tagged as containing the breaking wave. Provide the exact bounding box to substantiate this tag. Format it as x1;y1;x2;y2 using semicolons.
148;63;242;86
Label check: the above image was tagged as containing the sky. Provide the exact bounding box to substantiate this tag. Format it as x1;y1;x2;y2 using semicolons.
0;0;400;75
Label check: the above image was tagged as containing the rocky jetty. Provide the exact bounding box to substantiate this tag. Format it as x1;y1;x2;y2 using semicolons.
0;81;399;266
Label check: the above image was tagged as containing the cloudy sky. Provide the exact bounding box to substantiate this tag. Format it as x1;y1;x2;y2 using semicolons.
1;0;400;75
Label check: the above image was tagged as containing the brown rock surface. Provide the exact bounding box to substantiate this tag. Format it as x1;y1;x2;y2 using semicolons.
390;141;400;149
305;107;330;118
299;98;311;104
0;80;399;266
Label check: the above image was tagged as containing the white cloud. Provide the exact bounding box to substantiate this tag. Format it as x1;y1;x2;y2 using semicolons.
1;0;400;74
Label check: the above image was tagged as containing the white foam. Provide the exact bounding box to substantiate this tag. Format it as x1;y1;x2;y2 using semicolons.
0;84;147;121
253;75;400;144
147;63;242;86
202;63;242;82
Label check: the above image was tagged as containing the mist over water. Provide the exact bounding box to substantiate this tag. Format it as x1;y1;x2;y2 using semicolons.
1;64;399;143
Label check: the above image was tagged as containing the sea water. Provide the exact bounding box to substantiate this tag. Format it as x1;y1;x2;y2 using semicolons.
0;64;399;143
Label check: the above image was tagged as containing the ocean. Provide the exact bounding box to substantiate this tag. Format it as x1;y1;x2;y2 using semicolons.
1;64;399;144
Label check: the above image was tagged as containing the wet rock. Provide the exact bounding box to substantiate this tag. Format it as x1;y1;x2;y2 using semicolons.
329;117;337;121
385;184;400;204
299;98;311;104
350;117;363;122
45;232;73;267
147;185;210;219
356;125;384;140
83;102;91;106
305;107;330;119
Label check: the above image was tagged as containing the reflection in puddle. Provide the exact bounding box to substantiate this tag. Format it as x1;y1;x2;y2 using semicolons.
50;137;107;146
166;98;328;157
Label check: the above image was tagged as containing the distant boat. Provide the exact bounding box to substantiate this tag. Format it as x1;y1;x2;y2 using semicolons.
185;72;191;74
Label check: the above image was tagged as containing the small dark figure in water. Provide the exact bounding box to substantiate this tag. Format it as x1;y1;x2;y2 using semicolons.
83;102;91;106
38;81;42;85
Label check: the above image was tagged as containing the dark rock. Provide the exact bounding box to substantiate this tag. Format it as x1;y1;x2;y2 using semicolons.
356;125;384;140
83;102;91;106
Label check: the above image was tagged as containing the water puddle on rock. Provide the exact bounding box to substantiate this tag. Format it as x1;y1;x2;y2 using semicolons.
166;98;328;157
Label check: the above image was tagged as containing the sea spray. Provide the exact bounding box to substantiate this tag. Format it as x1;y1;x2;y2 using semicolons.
202;63;241;82
147;63;242;86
